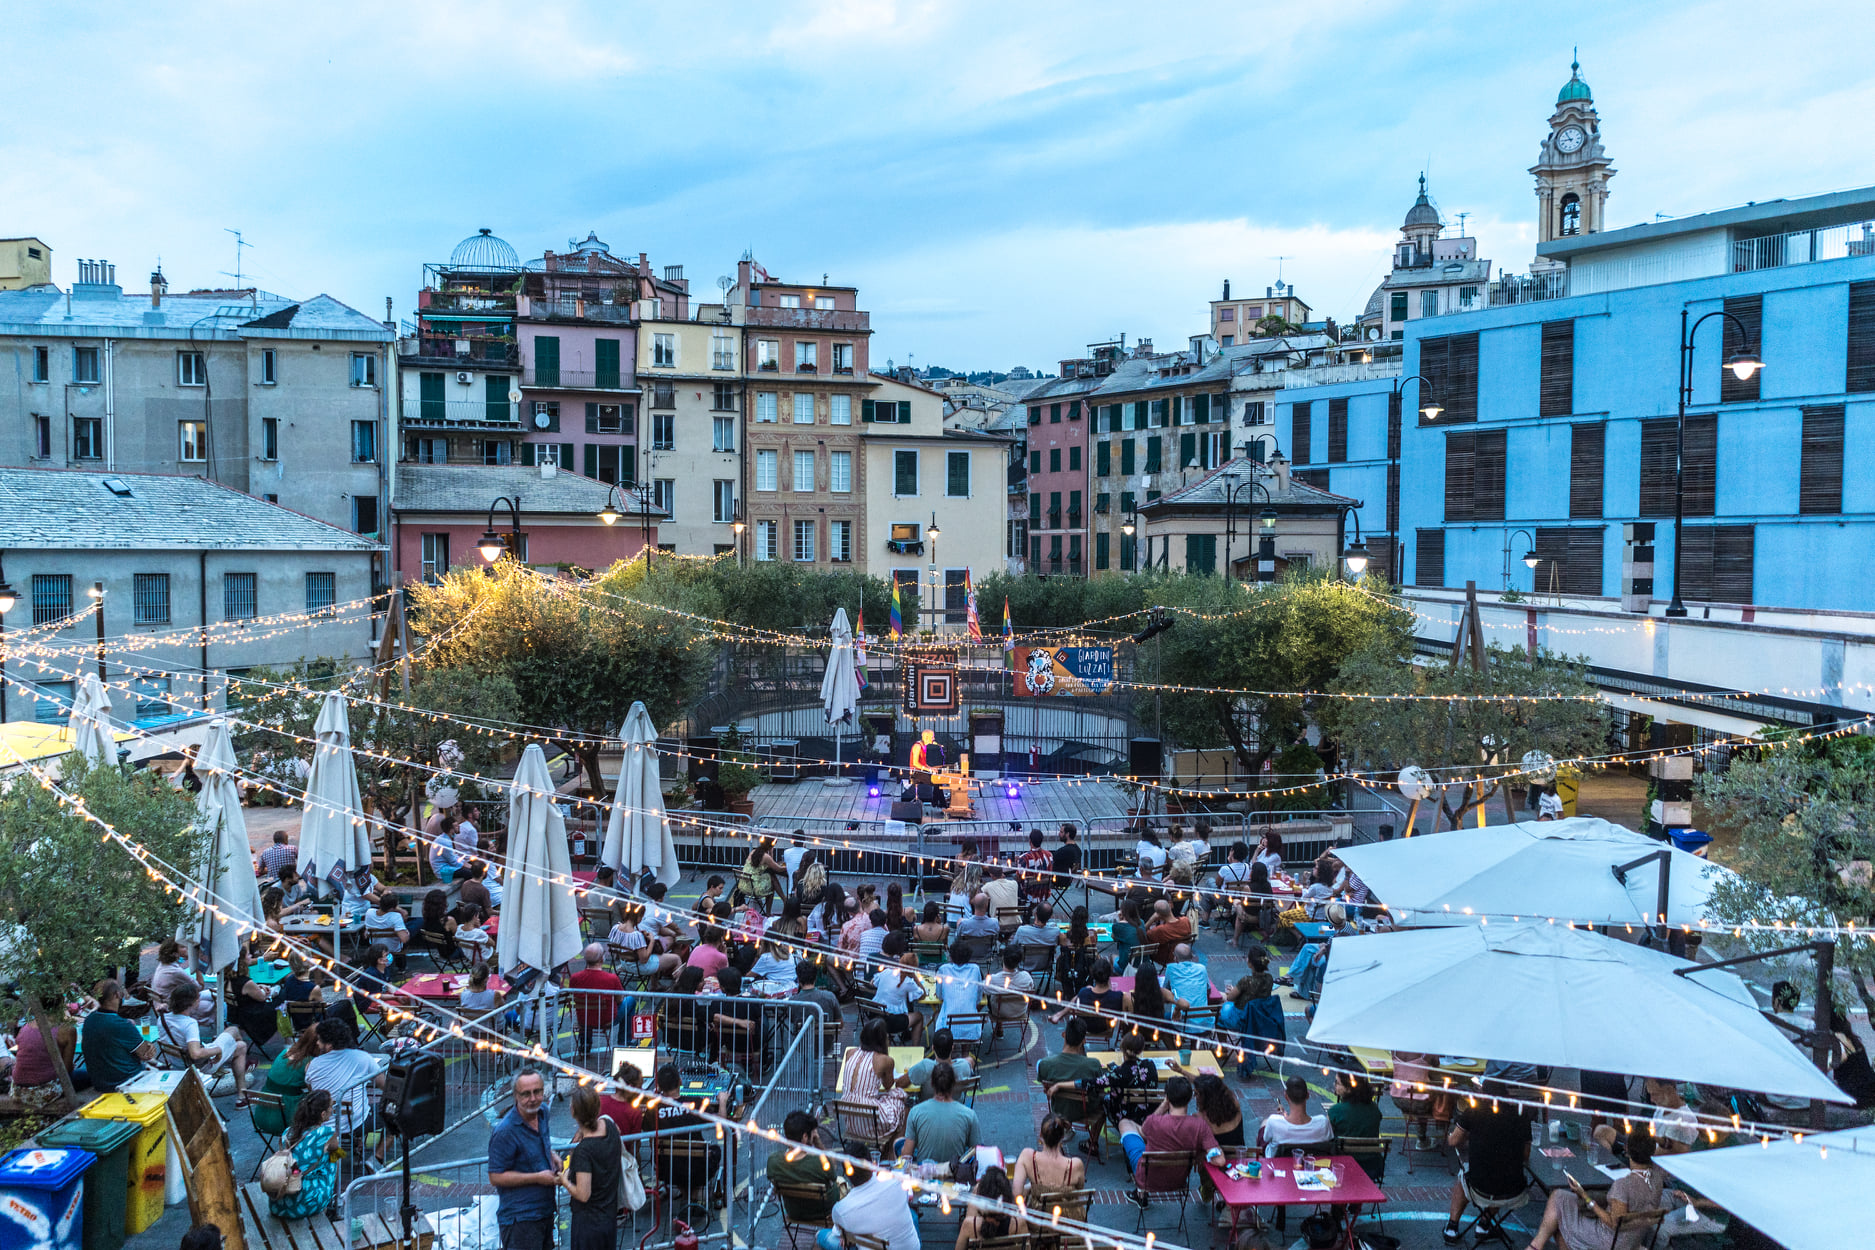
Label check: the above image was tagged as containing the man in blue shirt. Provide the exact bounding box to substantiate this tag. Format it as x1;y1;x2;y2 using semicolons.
82;980;154;1092
1164;944;1212;1014
488;1071;561;1249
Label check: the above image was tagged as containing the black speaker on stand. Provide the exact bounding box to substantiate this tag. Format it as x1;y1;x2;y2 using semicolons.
1128;738;1163;779
382;1051;446;1245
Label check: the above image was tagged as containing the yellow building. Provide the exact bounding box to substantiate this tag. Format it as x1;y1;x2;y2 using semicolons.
862;373;1013;630
634;307;743;555
1136;454;1359;577
0;238;51;290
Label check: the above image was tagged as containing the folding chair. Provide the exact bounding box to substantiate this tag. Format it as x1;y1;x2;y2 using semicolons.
284;999;325;1039
1175;1002;1218;1045
714;1016;765;1081
659;999;709;1062
1018;944;1057;997
608;942;656;991
406;927;467;973
1047;1085;1105;1163
828;1098;895;1157
1609;1206;1671;1250
1133;1150;1198;1234
953;1075;981;1108
912;941;947;968
1028;1188;1094;1250
820;1016;846;1087
945;1013;991;1063
654;1135;727;1231
995;907;1023;939
1452;1174;1531;1248
958;934;999;972
1333;1135;1391;1238
965;1235;1032;1250
773;1181;836;1250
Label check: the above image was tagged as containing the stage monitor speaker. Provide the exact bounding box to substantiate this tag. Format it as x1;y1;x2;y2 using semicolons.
686;736;718;782
889;800;925;824
1128;737;1164;778
382;1050;446;1137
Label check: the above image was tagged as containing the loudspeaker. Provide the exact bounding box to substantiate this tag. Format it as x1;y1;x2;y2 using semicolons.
1128;737;1163;778
382;1050;446;1137
890;800;925;824
685;737;718;782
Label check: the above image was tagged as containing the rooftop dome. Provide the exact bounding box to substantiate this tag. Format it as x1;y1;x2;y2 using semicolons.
570;231;611;255
449;228;521;271
1558;56;1592;103
1404;174;1442;230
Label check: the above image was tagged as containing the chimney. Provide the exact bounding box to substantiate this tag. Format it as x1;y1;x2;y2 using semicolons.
149;267;166;308
1270;451;1291;492
539;459;557;479
1222;279;1230;300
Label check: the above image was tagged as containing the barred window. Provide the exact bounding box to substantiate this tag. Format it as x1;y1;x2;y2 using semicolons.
31;574;73;626
224;572;257;621
133;573;171;626
305;571;336;613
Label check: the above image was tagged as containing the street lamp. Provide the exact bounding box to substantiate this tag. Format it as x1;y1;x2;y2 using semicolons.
596;482;655;569
0;557;15;723
1388;374;1443;580
1504;527;1540;592
478;495;524;564
87;581;105;680
730;508;746;568
1666;309;1764;617
925;513;940;628
1221;463;1278;585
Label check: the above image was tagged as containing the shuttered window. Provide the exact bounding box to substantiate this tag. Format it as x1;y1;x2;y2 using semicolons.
1179;431;1196;470
1532;526;1604;596
1638;416;1715;517
1385;462;1400;535
534;336;560;387
1475;428;1505;520
1295;468;1331;490
1848;281;1875;393
1444;429;1505;522
1387;391;1402;460
1678;525;1755;604
1540;320;1574;417
1720;296;1762;404
1096;440;1111;476
1291;401;1311;463
1799;404;1845;515
1415;529;1445;588
1327;397;1348;463
1444;433;1474;521
1419;332;1479;424
1683;415;1716;516
1569;422;1604;519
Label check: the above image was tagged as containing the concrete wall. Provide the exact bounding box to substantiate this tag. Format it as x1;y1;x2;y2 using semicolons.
392;516;653;582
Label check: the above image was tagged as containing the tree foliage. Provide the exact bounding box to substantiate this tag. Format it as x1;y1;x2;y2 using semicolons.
1318;642;1610;826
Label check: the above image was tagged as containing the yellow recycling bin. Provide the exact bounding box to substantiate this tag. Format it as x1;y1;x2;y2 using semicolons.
1556;765;1581;818
77;1094;167;1235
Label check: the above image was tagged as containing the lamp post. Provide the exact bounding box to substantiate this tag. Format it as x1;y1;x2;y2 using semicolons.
1121;511;1137;575
1221;463;1278;585
477;496;524;564
596;482;656;569
87;581;105;681
0;558;15;723
1665;309;1763;616
925;513;940;630
1342;508;1371;579
730;508;746;569
1391;374;1443;582
1503;527;1540;592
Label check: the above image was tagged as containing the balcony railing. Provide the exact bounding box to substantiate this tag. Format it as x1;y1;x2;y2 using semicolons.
1734;220;1875;273
1487;269;1569;307
522;369;637;391
744;306;870;332
523;296;636;324
1045;559;1085;576
885;538;924;555
403;396;520;426
400;336;520;368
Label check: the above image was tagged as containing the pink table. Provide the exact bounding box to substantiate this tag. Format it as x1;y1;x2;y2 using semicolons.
1112;974;1223;1004
1205;1155;1386;1249
399;971;509;1000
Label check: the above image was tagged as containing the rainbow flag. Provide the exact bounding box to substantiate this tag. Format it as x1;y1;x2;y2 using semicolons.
1002;597;1013;652
854;607;868;688
889;580;903;638
965;571;982;642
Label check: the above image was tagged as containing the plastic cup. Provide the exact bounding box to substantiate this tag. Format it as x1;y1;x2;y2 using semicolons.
1178;1048;1193;1066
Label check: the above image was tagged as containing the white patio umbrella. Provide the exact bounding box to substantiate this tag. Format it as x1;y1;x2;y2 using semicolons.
297;691;373;901
820;607;861;782
67;673;118;765
187;719;262;972
1333;816;1737;928
601;701;679;887
497;743;585;980
1658;1124;1875;1250
1306;923;1848;1103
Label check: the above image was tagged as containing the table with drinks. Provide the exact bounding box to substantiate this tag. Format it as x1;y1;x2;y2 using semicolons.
400;971;509;1000
1085;1048;1224;1077
1205;1151;1387;1249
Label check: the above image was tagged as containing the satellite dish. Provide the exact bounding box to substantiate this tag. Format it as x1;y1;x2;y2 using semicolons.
508;389;522;404
1397;765;1435;801
716;275;733;293
1521;750;1557;785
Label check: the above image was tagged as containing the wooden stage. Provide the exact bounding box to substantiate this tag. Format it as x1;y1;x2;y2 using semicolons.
749;777;1133;831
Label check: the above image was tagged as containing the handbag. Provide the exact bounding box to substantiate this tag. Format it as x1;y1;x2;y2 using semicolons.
618;1149;647;1212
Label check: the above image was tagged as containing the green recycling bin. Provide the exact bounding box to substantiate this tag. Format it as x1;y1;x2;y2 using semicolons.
35;1119;142;1250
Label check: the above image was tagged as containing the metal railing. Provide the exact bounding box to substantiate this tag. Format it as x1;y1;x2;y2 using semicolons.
525;297;637;324
1734;220;1875;272
1486;269;1569;307
400;335;520;367
743;306;870;333
522;369;638;392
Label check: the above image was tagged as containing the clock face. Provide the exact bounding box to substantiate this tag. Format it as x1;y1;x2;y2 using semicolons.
1556;125;1586;154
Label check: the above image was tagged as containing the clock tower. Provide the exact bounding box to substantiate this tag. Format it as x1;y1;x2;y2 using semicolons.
1531;55;1614;264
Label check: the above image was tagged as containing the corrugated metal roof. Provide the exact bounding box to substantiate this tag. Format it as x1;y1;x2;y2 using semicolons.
394;464;668;517
0;468;384;551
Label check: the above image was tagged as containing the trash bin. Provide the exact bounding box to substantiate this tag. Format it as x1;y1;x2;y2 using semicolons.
76;1095;167;1235
1667;826;1714;856
0;1147;94;1250
37;1119;142;1250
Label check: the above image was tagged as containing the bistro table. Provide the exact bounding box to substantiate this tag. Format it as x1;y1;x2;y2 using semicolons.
281;912;365;957
248;958;293;986
1206;1153;1387;1249
1111;974;1223;1004
1086;1048;1225;1078
400;971;509;1000
1347;1047;1487;1078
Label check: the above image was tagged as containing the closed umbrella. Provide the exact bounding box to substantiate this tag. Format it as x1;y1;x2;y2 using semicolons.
1306;923;1847;1103
1658;1124;1875;1250
187;719;262;972
1332;816;1736;928
820;607;860;782
497;743;584;980
297;691;373;902
601;701;679;887
67;673;117;766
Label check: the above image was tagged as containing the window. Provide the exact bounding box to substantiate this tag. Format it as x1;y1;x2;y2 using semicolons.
794;341;818;372
485;376;510;420
592;404;627;435
1415;529;1446;588
712;416;736;451
652;479;675;513
816;296;836;311
421;533;450;582
32;415;50;458
1800;404;1846;515
944;569;969;623
1721;296;1763;404
31;574;73;626
1847;281;1875;392
352;495;378;535
350;352;376;387
1389;291;1409;325
1569;422;1605;519
755;520;778;561
1095;492;1110;513
1327;398;1347;463
179;420;208;462
33;680;73;725
73;346;99;383
791;393;814;424
132;573;170;626
1048;491;1061;525
713;481;737;523
779;294;801;309
65;416;98;458
794;448;816;492
305;572;336;613
712;383;737;411
1120;532;1136;572
178;351;206;386
586;444;634;486
259;416;279;461
224;572;258;621
757;340;780;371
351;420;377;463
1185;534;1217;575
1068;401;1082;422
756;392;777;422
532;400;559;431
534;335;560;387
947;451;970;497
1095;531;1110;570
1290;402;1311;463
833;343;853;373
1049;448;1061;473
481;439;512;465
830;450;852;492
1030;451;1041;475
1028;406;1041;426
1540;320;1575;417
1068;445;1081;472
1639;416;1715;517
1029;493;1040;524
894;449;918;496
830;394;851;424
1008;520;1027;558
1677;525;1755;604
1241;399;1266;427
1068;490;1082;522
712;334;735;370
1418;332;1479;424
261;348;276;384
830;519;852;562
1050;403;1061;424
1420;290;1439;318
262;493;277;503
651;412;674;450
1559;193;1581;236
32;346;48;382
651;382;675;409
1150;399;1168;427
1096;441;1111;476
756;449;778;491
1442;429;1506;522
1530;528;1604;596
1145;435;1162;474
133;676;172;718
1120;438;1135;476
793;518;817;561
652;334;675;368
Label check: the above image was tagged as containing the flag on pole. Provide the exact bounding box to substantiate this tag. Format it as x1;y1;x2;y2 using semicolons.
965;571;982;642
854;607;869;688
1002;596;1014;652
889;580;903;638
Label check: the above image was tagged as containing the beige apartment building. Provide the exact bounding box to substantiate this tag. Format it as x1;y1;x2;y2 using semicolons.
635;307;743;554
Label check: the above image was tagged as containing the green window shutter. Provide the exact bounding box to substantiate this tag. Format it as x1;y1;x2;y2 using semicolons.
1180;431;1196;468
948;451;969;497
899;401;912;424
535;336;560;387
621;444;636;486
1120;438;1136;475
1220;432;1231;461
1069;445;1081;471
1030;493;1041;523
896;450;917;495
419;372;445;421
1030;450;1041;474
1050;403;1061;423
1096;441;1111;476
1096;532;1110;570
1133;401;1147;428
583;443;598;479
1069;490;1082;518
1172;397;1182;424
519;442;536;466
1194;394;1210;425
1185;534;1217;575
1029;406;1041;425
595;339;620;389
862;399;875;422
1120;490;1135;513
561;442;575;467
485;375;508;420
1068;401;1081;421
1145;437;1161;473
585;402;599;433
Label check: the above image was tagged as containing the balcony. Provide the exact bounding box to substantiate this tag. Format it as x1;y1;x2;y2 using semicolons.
523;296;636;324
885;538;924;555
400;335;520;368
522;369;638;391
1486;269;1568;308
1045;559;1085;576
744;306;870;332
403;396;520;428
1734;220;1875;273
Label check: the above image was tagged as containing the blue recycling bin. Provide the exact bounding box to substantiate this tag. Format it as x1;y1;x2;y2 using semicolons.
1667;827;1713;855
0;1147;94;1250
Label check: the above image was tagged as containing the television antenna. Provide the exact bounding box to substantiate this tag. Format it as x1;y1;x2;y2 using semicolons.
221;228;252;289
1455;211;1470;237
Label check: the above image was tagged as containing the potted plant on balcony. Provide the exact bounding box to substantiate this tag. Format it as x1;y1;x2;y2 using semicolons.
716;759;764;817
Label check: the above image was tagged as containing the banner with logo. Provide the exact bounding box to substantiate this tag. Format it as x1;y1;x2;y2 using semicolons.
1010;646;1115;697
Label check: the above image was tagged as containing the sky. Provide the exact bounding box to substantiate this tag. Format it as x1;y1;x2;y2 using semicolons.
6;1;1875;373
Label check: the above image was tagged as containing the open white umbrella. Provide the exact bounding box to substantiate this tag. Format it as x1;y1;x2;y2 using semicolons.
601;701;679;887
187;719;262;972
1307;923;1848;1103
67;673;118;765
820;607;861;783
297;691;373;901
1658;1124;1875;1250
497;744;584;980
1333;816;1737;928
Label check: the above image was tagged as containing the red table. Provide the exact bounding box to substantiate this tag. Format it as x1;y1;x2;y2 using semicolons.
1205;1155;1386;1249
400;971;509;1000
1112;974;1223;1004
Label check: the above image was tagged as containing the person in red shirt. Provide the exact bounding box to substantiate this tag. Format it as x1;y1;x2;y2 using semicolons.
1118;1075;1218;1209
1017;829;1055;905
599;1061;646;1137
1143;900;1194;965
568;943;624;1047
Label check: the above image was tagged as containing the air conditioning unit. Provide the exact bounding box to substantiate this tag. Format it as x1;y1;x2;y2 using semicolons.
455;371;473;385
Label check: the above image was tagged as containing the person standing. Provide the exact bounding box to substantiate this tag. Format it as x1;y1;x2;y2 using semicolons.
489;1071;561;1250
560;1086;622;1250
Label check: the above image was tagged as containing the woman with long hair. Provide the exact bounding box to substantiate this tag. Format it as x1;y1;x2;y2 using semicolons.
914;900;950;945
560;1085;623;1250
946;861;982;921
1187;1073;1244;1146
418;888;458;956
266;1089;338;1219
1111;897;1144;973
1127;960;1169;1022
736;836;787;915
884;882;912;932
768;896;807;942
1058;905;1094;995
836;1018;909;1139
954;1166;1022;1250
1247;860;1274;938
1012;1113;1085;1201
